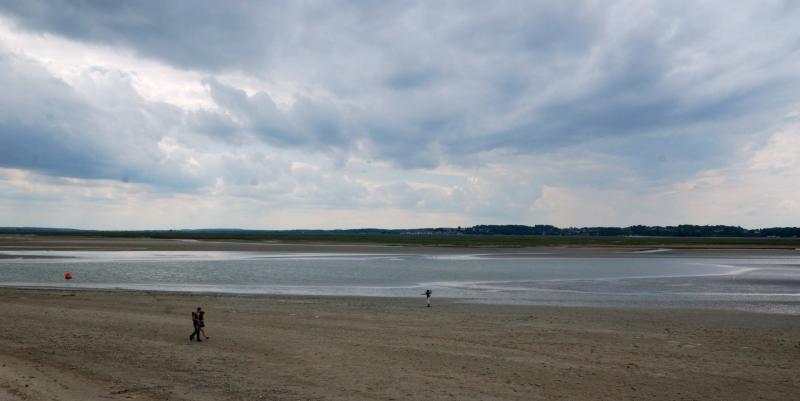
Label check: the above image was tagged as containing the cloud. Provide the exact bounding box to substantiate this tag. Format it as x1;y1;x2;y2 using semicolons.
749;125;800;171
529;123;800;227
5;1;797;171
0;51;273;190
203;78;351;152
0;0;282;72
0;52;125;180
1;2;800;228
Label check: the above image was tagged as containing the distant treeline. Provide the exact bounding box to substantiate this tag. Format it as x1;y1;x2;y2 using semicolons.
1;224;799;238
460;224;800;237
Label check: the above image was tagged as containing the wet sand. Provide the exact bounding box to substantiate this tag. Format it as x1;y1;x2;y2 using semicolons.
3;288;799;401
2;234;798;258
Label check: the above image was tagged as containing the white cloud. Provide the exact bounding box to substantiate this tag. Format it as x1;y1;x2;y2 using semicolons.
530;186;646;226
749;125;800;171
0;16;213;110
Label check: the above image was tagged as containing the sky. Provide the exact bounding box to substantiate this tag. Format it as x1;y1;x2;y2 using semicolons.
0;1;799;229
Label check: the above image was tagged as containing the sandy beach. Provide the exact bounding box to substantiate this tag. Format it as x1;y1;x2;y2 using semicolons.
3;287;799;401
2;236;800;400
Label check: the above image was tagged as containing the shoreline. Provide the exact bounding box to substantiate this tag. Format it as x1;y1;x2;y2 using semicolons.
5;284;797;316
3;284;800;317
4;287;800;400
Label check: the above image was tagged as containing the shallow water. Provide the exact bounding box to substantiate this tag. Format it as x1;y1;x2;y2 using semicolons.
1;250;799;314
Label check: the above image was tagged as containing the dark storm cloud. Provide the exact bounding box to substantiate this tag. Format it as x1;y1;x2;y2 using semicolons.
0;0;284;71
0;53;112;178
0;0;411;73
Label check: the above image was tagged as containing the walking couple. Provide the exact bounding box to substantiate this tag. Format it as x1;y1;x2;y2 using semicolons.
189;307;209;342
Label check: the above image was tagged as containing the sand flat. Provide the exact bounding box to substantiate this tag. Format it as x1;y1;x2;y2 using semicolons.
2;234;799;257
3;288;799;401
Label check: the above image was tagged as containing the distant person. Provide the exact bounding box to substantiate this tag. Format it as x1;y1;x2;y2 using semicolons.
423;289;432;307
189;308;202;342
198;307;209;340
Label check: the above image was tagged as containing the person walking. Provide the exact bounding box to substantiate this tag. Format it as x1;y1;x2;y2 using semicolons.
423;289;432;307
198;307;209;340
189;307;202;342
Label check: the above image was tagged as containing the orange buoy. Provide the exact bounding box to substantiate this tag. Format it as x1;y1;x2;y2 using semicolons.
65;272;72;280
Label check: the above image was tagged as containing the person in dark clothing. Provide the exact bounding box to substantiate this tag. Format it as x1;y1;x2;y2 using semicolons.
423;289;432;307
189;308;202;342
197;307;209;340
